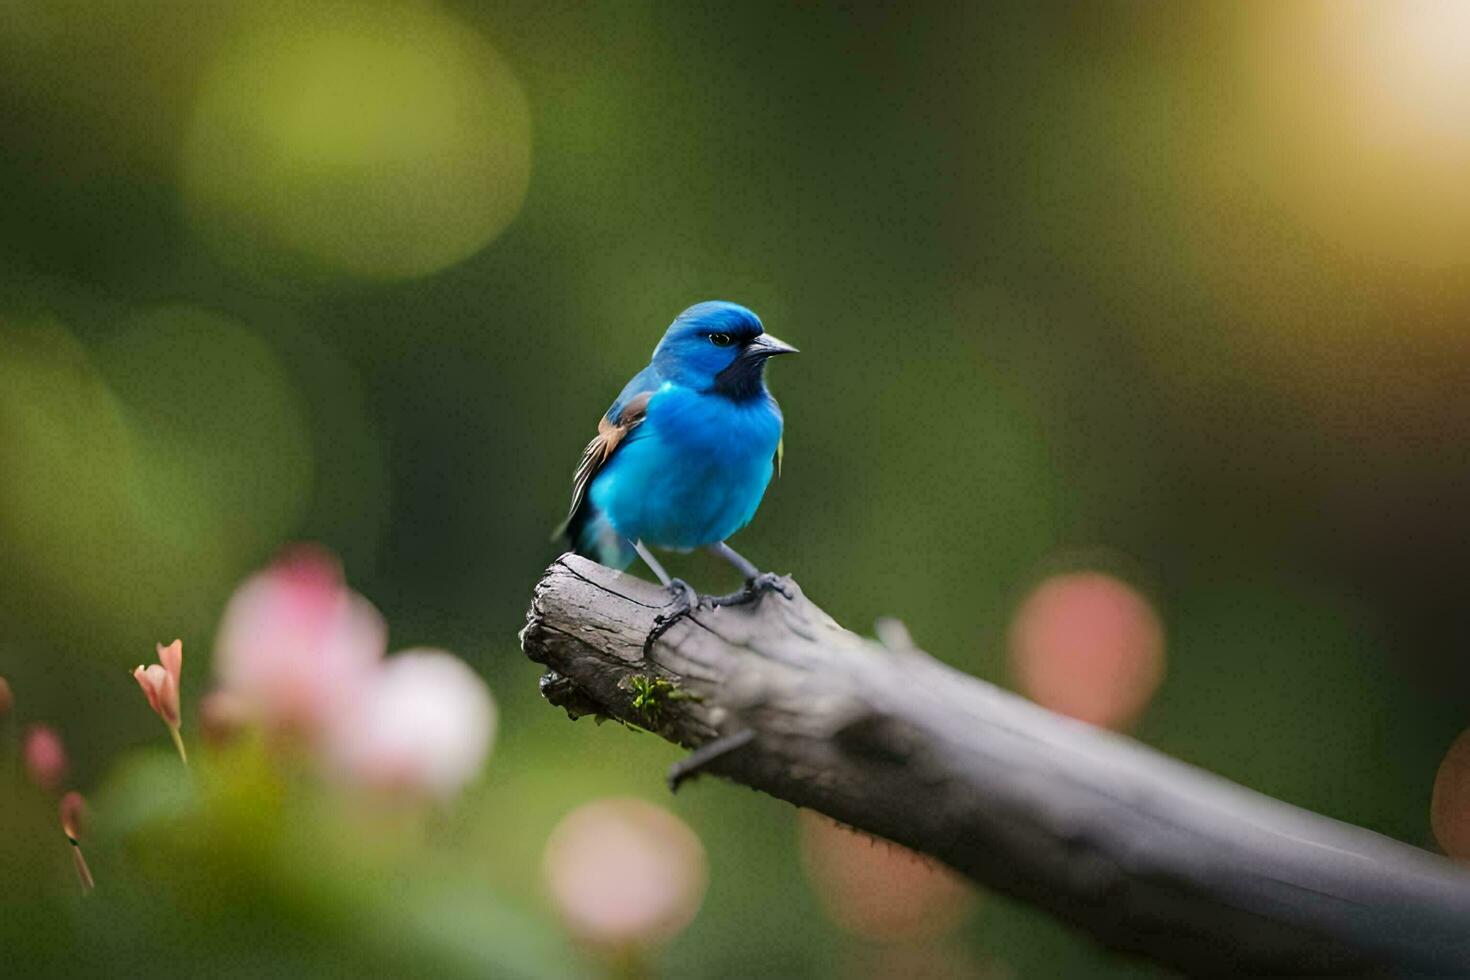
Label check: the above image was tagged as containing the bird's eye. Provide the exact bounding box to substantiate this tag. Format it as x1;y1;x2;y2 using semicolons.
708;333;734;347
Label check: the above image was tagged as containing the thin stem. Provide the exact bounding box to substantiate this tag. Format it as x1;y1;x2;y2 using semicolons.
71;844;95;893
167;724;188;766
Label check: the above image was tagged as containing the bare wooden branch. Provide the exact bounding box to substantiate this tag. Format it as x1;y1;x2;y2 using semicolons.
521;555;1470;975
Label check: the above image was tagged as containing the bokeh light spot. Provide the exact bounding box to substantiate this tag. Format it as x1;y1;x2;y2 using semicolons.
0;307;314;641
182;1;532;282
797;811;973;943
1008;571;1165;730
542;798;707;949
327;648;497;801
1431;729;1470;863
0;319;149;633
101;305;314;562
1233;2;1470;271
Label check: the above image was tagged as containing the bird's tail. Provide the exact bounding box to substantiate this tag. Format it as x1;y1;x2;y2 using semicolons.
556;502;636;570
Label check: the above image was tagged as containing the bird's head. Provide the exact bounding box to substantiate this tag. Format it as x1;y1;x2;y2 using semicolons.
651;301;798;399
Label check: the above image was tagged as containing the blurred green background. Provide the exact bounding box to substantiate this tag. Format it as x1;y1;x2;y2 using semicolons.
3;1;1469;976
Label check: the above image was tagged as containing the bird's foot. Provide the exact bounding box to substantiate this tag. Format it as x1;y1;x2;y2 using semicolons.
643;578;700;656
707;572;792;608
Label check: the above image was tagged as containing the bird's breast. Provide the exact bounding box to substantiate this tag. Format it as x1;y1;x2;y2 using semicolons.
647;386;783;459
589;385;783;549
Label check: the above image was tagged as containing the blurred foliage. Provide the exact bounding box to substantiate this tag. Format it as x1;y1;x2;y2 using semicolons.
3;1;1469;977
3;742;577;978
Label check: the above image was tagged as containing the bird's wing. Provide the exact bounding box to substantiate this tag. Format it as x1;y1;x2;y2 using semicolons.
556;386;655;541
569;391;652;513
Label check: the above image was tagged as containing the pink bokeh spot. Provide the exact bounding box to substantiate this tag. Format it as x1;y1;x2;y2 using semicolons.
24;724;67;794
212;544;494;802
797;810;973;943
543;798;708;949
198;689;250;746
1432;728;1470;862
1008;571;1166;730
326;649;496;801
213;544;386;740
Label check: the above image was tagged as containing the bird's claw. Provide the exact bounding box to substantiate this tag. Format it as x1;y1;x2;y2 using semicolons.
643;578;700;656
708;572;792;608
748;571;793;600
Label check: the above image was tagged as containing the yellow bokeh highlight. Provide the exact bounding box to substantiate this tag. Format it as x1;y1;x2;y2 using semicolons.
100;305;315;565
0;320;143;626
1229;1;1470;273
0;309;314;645
182;1;532;282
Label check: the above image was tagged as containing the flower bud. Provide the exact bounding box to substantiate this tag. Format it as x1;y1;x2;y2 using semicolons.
132;639;183;728
214;545;386;739
58;791;94;893
59;791;86;843
133;639;187;763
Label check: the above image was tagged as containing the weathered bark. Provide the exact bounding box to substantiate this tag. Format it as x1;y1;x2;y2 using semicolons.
521;555;1470;976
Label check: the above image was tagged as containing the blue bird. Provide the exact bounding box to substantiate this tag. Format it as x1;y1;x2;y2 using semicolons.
557;301;798;639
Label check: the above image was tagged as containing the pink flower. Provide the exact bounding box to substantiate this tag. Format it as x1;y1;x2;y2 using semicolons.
543;798;708;949
133;639;183;727
24;724;66;794
214;545;386;739
134;639;187;763
326;649;496;801
213;545;499;803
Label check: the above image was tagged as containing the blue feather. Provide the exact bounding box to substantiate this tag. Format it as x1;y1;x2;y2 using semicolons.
606;364;663;424
560;301;795;572
589;383;781;549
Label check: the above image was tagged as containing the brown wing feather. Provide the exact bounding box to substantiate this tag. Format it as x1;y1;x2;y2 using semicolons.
560;391;652;535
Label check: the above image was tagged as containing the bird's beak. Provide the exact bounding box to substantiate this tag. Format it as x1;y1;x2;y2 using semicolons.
749;333;799;357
